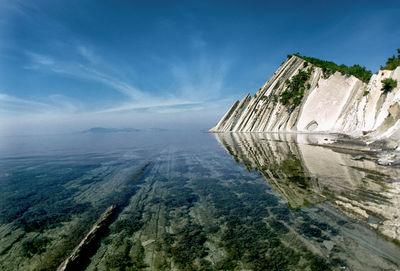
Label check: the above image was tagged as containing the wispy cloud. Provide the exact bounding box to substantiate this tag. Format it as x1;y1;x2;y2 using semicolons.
77;45;99;64
0;93;52;113
2;33;234;135
24;40;233;114
0;93;82;115
98;101;202;114
25;49;147;100
170;57;230;101
27;52;55;66
48;94;82;113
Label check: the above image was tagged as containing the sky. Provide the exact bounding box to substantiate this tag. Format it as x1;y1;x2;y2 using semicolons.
1;0;400;135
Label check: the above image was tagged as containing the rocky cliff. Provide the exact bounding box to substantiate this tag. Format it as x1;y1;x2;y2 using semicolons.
210;55;400;149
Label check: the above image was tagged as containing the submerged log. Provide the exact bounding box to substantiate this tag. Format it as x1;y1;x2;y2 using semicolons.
57;205;116;271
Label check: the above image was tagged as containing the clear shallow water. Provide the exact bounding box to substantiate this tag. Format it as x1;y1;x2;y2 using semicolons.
0;131;399;270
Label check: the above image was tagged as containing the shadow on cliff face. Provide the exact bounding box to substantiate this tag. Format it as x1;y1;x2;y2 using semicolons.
214;132;400;241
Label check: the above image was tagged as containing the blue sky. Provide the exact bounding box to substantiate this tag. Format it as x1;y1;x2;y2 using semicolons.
1;0;400;135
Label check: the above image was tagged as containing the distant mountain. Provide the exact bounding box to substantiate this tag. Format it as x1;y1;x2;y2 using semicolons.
86;127;140;133
146;128;168;132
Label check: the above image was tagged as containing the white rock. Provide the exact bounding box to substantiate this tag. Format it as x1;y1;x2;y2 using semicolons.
210;56;400;147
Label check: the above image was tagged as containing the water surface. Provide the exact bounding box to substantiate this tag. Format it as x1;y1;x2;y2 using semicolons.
0;131;399;270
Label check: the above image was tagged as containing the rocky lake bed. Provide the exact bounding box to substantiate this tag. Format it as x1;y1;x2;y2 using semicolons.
0;131;399;270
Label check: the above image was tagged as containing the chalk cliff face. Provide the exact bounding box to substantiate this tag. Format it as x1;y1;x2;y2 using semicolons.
210;56;400;148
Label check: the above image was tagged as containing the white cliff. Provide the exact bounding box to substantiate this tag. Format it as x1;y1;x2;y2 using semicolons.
210;55;400;148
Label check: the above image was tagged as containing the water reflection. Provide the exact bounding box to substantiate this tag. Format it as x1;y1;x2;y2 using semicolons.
1;132;400;270
214;132;400;242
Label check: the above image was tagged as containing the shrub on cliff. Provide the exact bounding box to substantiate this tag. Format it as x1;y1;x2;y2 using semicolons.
381;49;400;70
279;69;311;107
381;78;398;93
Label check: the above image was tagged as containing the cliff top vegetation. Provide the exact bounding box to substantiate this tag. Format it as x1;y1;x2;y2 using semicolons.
381;49;400;70
288;53;372;83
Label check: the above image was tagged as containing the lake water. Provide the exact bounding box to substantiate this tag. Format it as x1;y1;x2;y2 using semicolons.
0;131;399;271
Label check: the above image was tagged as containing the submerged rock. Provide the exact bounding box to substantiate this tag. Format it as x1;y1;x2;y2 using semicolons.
376;152;400;166
351;155;366;161
57;205;116;271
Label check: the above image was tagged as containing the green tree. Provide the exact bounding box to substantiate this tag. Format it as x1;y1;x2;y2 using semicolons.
381;49;400;70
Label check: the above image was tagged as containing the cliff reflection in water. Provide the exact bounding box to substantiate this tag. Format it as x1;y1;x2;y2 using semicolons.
214;132;400;242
